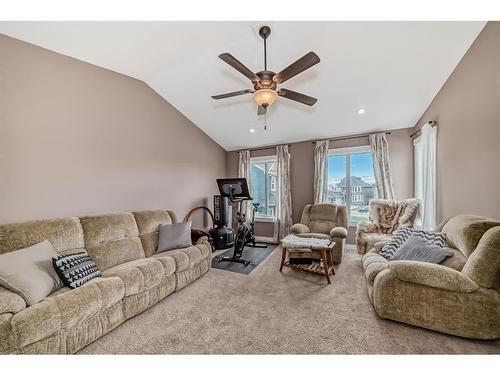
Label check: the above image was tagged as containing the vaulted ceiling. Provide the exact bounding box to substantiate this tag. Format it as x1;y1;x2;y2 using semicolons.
0;21;485;150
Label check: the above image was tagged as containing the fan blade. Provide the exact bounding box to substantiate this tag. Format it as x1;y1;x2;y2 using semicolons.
211;89;253;100
219;53;259;82
273;52;320;84
278;89;318;106
257;105;267;116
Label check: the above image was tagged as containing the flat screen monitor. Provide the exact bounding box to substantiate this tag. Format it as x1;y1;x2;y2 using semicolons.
216;178;252;201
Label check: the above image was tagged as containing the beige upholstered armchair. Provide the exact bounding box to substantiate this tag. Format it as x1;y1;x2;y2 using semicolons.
362;215;500;339
290;203;348;264
356;198;420;254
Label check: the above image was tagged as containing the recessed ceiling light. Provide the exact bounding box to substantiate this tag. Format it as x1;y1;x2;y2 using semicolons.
249;128;256;133
357;108;366;115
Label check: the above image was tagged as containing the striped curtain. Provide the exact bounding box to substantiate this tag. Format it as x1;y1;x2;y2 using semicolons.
313;140;330;203
274;145;293;241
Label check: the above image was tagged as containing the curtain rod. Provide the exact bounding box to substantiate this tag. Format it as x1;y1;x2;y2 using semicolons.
312;130;391;144
243;144;292;152
409;121;437;138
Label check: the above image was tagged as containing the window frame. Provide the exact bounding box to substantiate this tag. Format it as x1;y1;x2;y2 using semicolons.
328;145;374;226
249;155;278;222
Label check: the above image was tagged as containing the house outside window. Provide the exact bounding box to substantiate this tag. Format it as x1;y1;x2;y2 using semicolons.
249;155;278;221
327;145;377;224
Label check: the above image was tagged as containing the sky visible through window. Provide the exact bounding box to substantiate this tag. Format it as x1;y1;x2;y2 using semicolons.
328;153;375;185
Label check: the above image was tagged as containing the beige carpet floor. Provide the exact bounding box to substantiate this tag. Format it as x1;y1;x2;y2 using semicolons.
80;247;500;354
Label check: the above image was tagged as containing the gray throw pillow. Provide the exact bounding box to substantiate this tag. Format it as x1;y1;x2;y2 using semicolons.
157;222;192;253
0;240;63;306
390;235;453;264
380;227;446;259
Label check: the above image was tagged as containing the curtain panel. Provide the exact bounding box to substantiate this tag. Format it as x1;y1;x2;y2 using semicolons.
418;123;437;230
274;145;293;241
238;150;252;221
313;140;329;204
369;133;395;201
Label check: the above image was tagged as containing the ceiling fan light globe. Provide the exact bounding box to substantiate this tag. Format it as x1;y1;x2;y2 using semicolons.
253;89;278;107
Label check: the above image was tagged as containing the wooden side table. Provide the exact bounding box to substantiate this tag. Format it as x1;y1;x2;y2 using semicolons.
279;241;336;284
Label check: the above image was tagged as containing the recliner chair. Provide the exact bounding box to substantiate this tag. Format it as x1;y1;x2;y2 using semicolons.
289;203;348;264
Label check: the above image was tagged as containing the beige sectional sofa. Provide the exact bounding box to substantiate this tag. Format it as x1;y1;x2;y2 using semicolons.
0;210;211;354
362;214;500;340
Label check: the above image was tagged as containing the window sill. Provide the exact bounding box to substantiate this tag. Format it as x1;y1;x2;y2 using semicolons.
255;216;277;223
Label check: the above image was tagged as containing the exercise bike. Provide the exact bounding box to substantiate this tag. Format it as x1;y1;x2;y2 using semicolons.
215;178;268;266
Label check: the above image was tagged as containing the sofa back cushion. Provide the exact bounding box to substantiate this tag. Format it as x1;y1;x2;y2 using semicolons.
441;215;500;258
462;226;500;292
305;204;346;234
132;210;177;257
80;213;144;271
0;217;85;256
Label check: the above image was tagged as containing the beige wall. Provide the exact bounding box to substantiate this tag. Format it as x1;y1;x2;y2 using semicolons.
0;35;226;227
226;128;414;243
414;21;500;222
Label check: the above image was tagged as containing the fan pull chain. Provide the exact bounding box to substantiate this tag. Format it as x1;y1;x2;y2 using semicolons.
264;112;267;131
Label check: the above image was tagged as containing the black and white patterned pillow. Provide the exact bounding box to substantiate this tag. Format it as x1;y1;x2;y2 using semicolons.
52;252;101;289
379;227;446;259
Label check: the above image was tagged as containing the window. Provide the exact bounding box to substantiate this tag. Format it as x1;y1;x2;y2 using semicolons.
327;146;377;224
250;155;278;220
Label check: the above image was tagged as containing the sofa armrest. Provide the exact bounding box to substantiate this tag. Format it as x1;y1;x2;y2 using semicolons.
330;226;347;239
388;261;479;293
0;286;26;315
290;223;310;235
195;235;209;245
373;240;390;252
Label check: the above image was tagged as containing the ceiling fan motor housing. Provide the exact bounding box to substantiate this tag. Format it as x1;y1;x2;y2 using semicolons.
255;71;277;90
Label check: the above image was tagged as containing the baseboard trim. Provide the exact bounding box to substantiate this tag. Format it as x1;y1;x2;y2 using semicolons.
255;236;278;244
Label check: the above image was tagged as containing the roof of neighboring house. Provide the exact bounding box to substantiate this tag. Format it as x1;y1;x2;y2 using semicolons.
336;176;374;188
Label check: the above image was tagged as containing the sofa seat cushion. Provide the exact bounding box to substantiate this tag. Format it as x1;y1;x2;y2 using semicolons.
101;258;164;297
149;253;176;276
439;247;467;271
11;277;125;350
0;286;26;314
296;232;332;241
155;245;210;272
11;298;61;349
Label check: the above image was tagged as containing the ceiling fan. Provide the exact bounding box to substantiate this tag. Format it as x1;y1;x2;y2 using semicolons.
211;25;320;116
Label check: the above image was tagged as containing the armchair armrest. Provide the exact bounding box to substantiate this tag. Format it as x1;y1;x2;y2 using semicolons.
290;223;310;235
330;227;347;239
388;261;479;293
0;286;26;315
356;220;378;234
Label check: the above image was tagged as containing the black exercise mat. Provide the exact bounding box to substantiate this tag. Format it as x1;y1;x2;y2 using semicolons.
211;244;277;275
